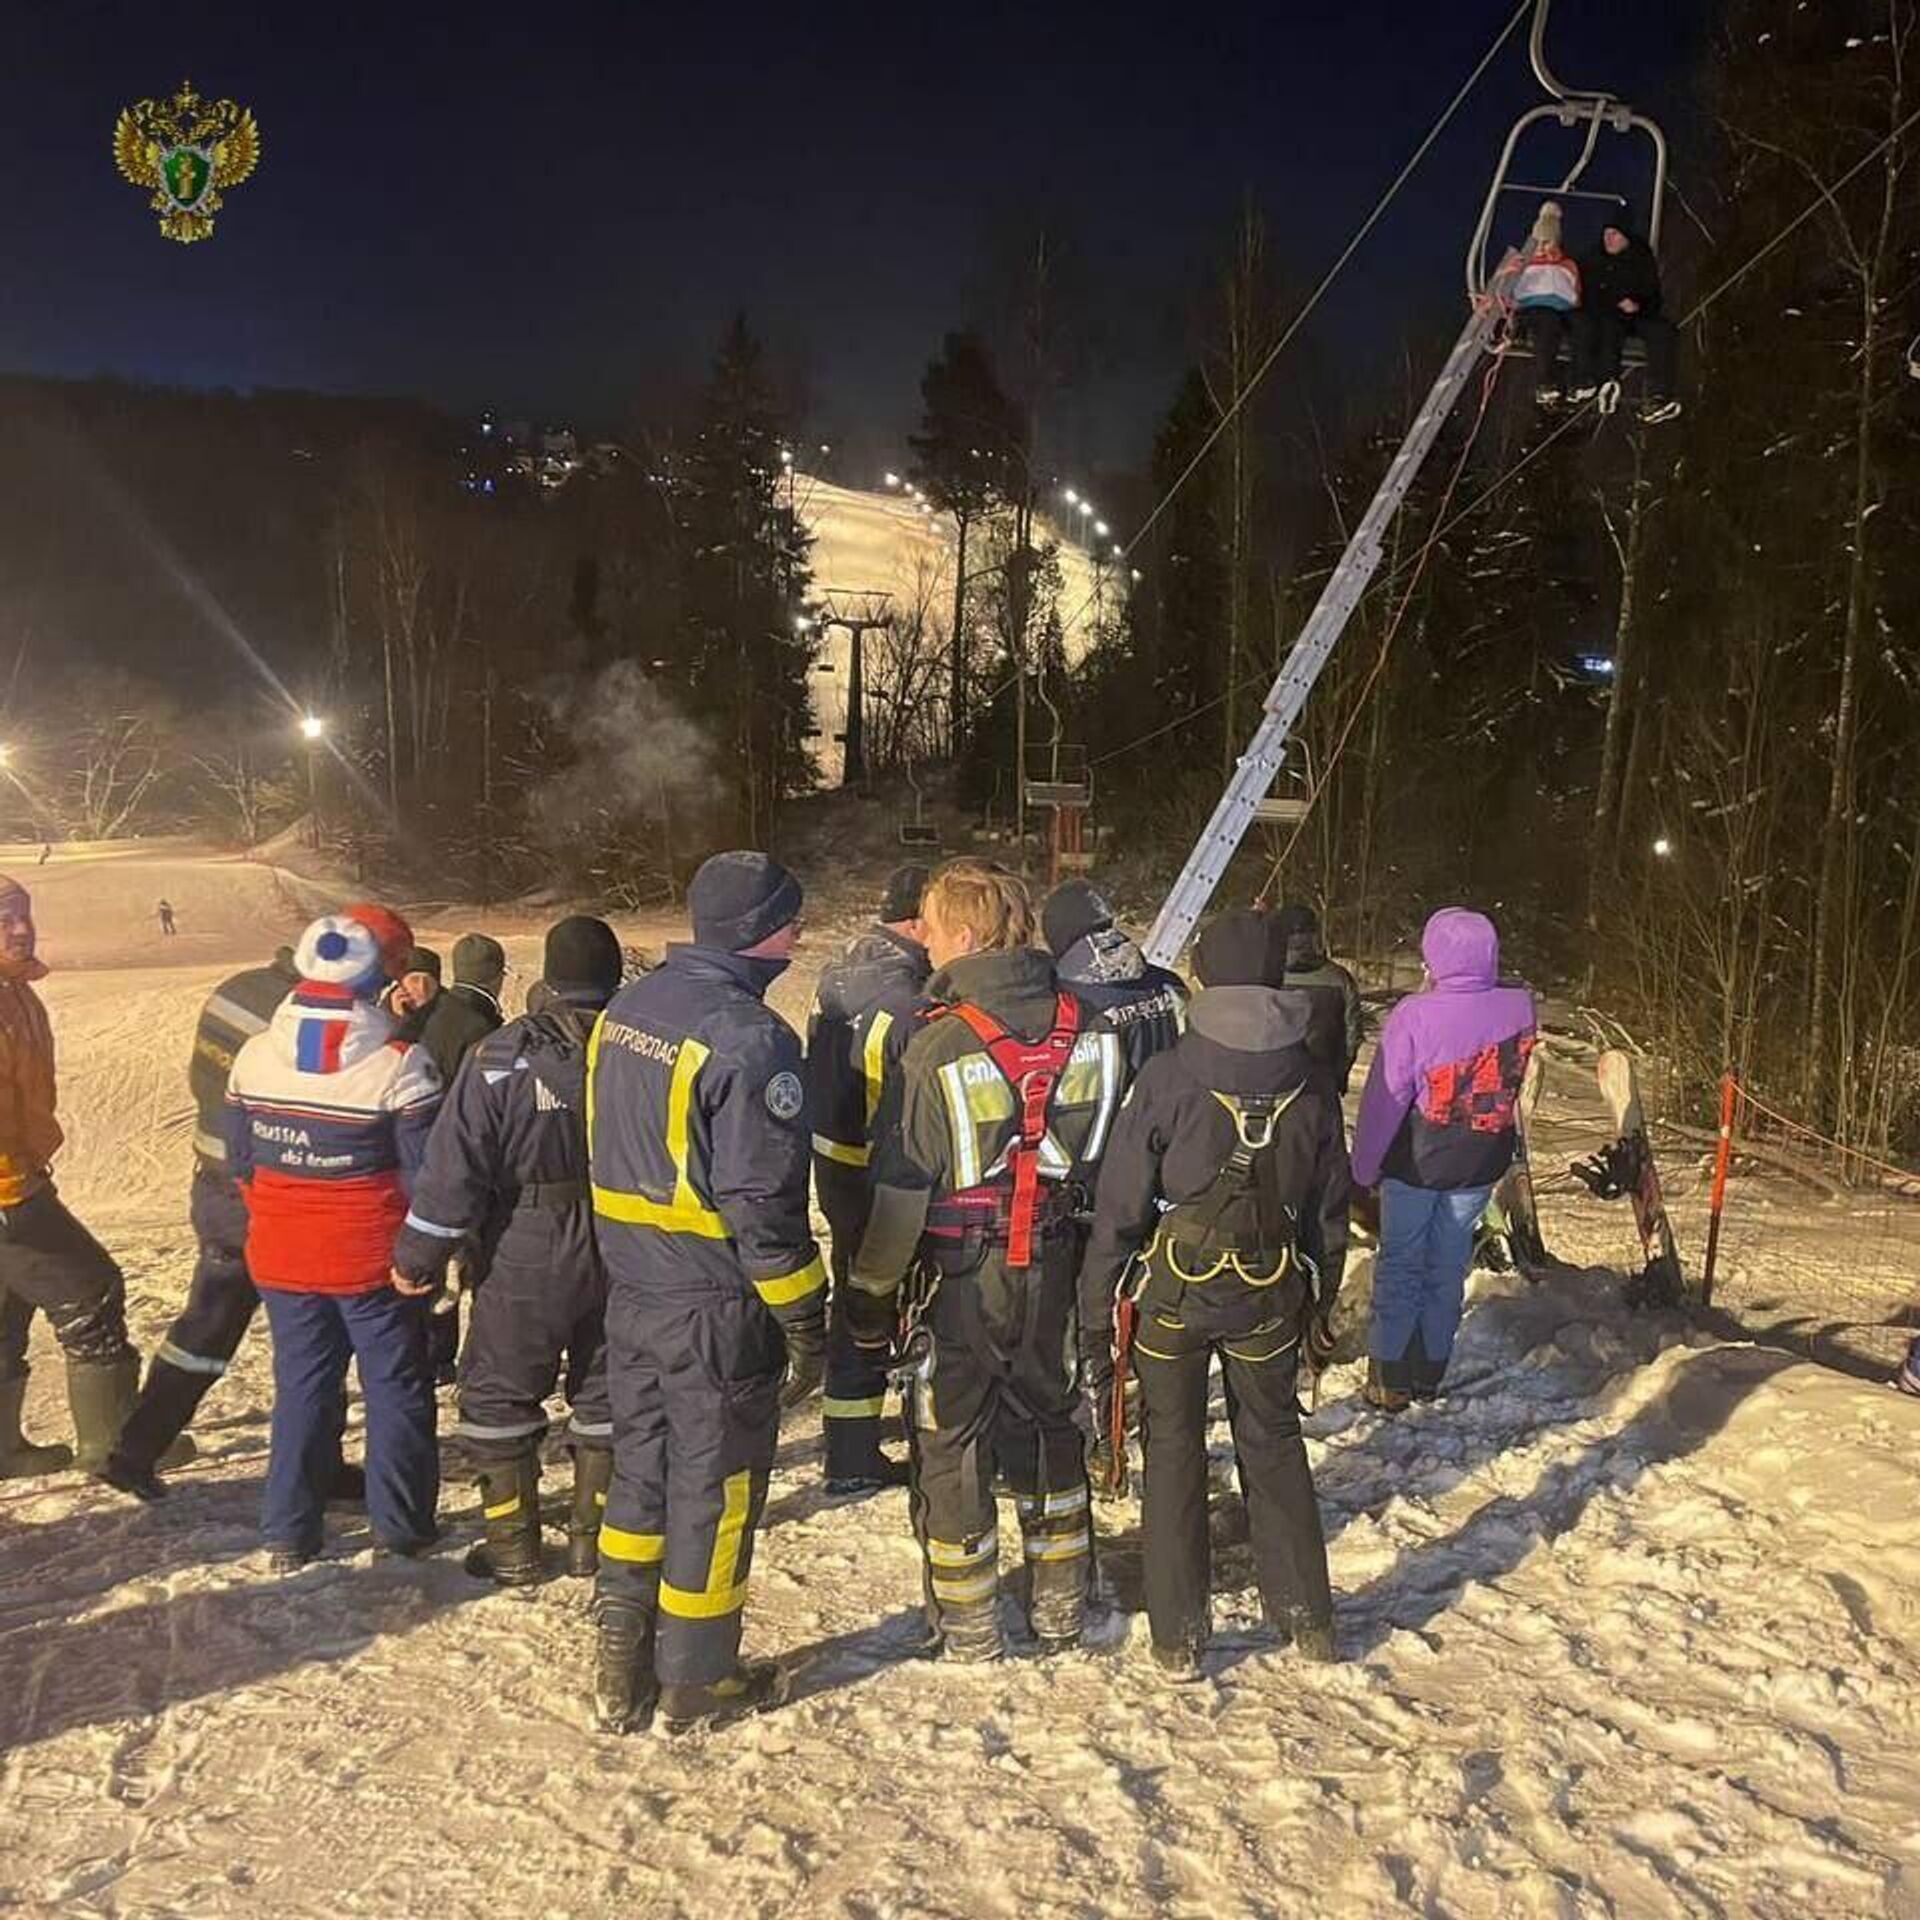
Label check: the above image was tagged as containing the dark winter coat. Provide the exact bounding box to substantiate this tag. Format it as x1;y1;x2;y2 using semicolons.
1580;233;1663;319
188;949;301;1172
854;947;1127;1292
587;945;823;1328
805;925;929;1173
416;983;504;1088
1077;985;1352;1358
1271;924;1366;1096
1055;930;1189;1079
393;1003;601;1297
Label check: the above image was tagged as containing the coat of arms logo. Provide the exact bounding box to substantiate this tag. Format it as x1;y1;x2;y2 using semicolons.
113;80;261;244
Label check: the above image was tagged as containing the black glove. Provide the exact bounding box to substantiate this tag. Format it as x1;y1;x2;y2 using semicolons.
1304;1312;1338;1371
779;1309;827;1409
844;1285;898;1356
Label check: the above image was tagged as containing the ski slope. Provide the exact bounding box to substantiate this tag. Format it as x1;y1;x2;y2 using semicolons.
3;848;1920;1918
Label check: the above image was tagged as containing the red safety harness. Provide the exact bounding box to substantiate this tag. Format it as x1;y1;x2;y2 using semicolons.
923;992;1082;1269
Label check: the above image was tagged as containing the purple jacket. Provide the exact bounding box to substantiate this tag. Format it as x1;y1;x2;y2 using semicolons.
1350;910;1537;1192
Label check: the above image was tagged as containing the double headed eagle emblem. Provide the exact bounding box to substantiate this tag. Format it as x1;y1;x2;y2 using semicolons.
113;81;260;244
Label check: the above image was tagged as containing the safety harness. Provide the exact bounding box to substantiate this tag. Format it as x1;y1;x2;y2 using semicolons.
923;992;1083;1270
1144;1087;1305;1291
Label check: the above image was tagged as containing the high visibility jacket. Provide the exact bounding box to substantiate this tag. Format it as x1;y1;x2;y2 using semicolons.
0;965;61;1209
587;945;824;1325
853;947;1127;1295
805;925;929;1173
188;950;299;1170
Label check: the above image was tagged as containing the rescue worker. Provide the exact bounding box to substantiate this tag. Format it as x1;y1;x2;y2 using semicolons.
226;906;443;1569
1077;909;1349;1676
105;941;346;1501
1041;878;1187;1076
0;873;148;1476
1269;902;1367;1094
391;916;622;1586
587;853;826;1735
849;859;1126;1663
805;863;930;1492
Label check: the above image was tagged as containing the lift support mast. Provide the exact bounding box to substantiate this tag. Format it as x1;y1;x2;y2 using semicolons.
1144;264;1515;969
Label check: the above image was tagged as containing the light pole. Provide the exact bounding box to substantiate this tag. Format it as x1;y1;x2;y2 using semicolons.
300;714;327;848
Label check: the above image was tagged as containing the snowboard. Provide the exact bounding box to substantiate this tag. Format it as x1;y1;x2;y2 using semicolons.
1476;1043;1550;1278
1581;1049;1688;1308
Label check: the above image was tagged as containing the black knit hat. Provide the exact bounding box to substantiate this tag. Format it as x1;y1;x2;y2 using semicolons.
451;932;506;987
1270;902;1318;942
399;945;442;982
1195;909;1283;989
689;851;803;953
543;915;622;1002
878;864;930;925
1041;879;1114;960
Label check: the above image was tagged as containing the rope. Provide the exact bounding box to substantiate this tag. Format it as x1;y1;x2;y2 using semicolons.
1733;1081;1920;1191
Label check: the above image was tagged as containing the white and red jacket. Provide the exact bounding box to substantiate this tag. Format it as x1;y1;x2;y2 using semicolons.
1512;248;1581;312
224;984;442;1295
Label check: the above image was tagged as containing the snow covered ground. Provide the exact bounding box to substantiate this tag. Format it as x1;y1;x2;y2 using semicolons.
4;848;1920;1918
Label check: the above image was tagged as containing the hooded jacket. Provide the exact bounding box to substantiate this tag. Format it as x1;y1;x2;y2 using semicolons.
1055;928;1189;1079
853;946;1126;1294
1580;232;1663;319
0;959;59;1209
1077;984;1352;1343
225;985;443;1293
1349;911;1536;1193
806;925;929;1173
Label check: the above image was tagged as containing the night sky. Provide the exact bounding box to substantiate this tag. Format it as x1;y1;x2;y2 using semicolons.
5;0;1701;471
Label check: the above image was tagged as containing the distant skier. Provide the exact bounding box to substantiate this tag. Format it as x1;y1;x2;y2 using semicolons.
1269;902;1367;1095
157;899;177;938
35;844;49;868
1510;200;1582;408
1349;909;1536;1411
1041;878;1188;1077
805;864;930;1492
0;874;148;1476
225;907;443;1570
1571;223;1681;424
392;916;622;1586
1077;909;1349;1674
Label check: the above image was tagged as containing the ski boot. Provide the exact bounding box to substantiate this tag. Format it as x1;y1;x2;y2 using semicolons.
565;1446;613;1578
0;1373;73;1478
658;1661;788;1735
465;1456;545;1587
65;1353;140;1476
592;1599;658;1734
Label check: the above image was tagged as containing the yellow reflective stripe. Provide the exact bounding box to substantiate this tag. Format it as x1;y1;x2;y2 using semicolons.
813;1134;870;1168
665;1038;712;1220
863;1010;894;1128
599;1524;665;1564
1024;1531;1091;1563
590;1187;731;1235
585;1009;607;1156
930;1570;999;1603
926;1530;997;1567
1016;1487;1089;1519
821;1395;887;1420
483;1495;522;1519
755;1254;825;1309
660;1469;753;1618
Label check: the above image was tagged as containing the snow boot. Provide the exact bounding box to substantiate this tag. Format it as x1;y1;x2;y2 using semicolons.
566;1446;612;1577
66;1353;139;1475
1364;1359;1410;1414
0;1373;73;1478
103;1357;207;1498
658;1661;788;1735
465;1456;545;1587
592;1598;657;1734
824;1454;911;1497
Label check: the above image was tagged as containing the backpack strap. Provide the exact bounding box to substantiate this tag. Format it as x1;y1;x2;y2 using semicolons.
947;993;1082;1268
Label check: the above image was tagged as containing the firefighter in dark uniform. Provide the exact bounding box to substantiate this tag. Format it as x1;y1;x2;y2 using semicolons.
850;860;1126;1663
389;917;623;1587
805;863;929;1491
1041;879;1188;1076
1078;910;1350;1677
587;853;826;1735
106;942;360;1500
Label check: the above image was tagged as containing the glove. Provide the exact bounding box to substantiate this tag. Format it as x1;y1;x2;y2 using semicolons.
779;1309;827;1409
844;1285;898;1356
1350;1186;1382;1239
1304;1312;1338;1371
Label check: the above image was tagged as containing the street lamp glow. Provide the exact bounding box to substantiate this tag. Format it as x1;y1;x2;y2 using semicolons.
0;744;12;768
1094;519;1109;537
1077;500;1093;518
1131;568;1143;582
299;714;327;742
884;471;901;488
1653;836;1673;858
1063;487;1079;505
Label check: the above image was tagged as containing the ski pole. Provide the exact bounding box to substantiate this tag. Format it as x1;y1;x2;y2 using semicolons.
1701;1071;1737;1307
